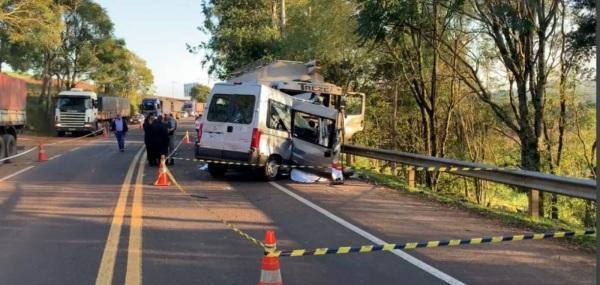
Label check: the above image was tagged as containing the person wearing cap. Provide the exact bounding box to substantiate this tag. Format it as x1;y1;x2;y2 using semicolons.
110;113;128;152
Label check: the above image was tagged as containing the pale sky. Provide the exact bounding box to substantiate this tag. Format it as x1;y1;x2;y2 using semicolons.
97;0;213;98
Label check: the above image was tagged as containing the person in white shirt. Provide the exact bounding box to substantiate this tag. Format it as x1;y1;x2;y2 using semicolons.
110;114;128;152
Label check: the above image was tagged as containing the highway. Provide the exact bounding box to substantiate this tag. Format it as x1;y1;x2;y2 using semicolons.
0;118;594;285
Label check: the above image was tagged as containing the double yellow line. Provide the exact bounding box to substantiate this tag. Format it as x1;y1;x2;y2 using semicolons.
95;147;146;285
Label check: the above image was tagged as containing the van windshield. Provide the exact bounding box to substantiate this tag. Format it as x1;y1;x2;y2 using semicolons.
207;94;255;124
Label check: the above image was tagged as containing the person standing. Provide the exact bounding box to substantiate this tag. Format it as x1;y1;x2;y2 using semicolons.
143;115;157;166
194;115;202;141
110;113;128;152
167;113;178;164
150;115;169;164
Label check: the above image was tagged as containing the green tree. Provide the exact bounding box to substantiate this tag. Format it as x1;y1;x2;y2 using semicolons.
192;0;281;78
190;84;210;102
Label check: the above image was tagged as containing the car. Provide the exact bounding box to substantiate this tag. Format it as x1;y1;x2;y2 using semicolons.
130;113;144;124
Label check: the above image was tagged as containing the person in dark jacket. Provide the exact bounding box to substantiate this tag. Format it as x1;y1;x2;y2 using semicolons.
150;115;169;165
143;115;157;166
110;113;128;152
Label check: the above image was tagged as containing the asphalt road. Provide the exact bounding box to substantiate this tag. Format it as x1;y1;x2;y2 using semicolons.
0;119;594;285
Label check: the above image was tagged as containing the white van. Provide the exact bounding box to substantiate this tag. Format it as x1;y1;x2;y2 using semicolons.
196;83;340;180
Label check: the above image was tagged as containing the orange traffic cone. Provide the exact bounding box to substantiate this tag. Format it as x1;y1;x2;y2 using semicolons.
183;131;191;144
38;144;47;162
259;231;282;285
154;155;171;186
103;127;109;138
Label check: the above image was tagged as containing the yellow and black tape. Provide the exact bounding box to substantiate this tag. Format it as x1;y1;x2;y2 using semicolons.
164;169;268;250
266;230;596;257
171;157;514;172
171;157;330;169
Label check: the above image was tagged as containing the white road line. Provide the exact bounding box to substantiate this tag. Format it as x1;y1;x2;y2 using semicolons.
269;182;465;285
49;154;62;160
0;166;36;182
70;147;81;152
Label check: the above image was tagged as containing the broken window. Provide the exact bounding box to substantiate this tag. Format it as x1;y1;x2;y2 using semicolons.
267;100;291;131
292;111;334;148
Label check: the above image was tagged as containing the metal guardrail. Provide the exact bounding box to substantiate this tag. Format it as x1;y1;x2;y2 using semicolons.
342;145;596;201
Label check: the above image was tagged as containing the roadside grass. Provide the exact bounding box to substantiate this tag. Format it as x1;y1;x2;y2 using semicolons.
350;159;596;251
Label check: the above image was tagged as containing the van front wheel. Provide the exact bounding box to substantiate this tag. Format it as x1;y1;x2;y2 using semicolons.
207;163;227;178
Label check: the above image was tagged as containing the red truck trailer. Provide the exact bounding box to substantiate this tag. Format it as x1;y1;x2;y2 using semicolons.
0;74;27;160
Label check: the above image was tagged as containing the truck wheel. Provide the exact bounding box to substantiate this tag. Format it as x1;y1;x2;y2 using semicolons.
0;136;6;163
207;163;227;178
57;131;65;137
2;134;16;162
262;156;281;181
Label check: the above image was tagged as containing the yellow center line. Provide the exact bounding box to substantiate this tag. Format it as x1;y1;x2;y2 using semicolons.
95;147;144;285
125;152;146;285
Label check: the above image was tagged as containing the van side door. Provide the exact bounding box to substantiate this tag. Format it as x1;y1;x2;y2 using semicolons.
343;93;366;141
290;102;338;168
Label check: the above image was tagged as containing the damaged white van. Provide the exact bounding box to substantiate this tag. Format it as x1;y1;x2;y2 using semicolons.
195;82;340;180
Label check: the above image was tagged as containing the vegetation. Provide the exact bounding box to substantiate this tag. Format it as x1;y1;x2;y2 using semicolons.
193;0;596;227
1;0;154;124
189;83;211;102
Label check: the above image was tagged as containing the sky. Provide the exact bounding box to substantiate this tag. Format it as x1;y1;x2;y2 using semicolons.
97;0;213;98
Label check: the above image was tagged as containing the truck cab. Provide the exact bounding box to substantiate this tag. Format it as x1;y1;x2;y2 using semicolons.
55;89;99;136
140;98;162;117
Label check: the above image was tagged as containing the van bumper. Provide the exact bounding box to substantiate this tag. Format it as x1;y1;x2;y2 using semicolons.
195;145;267;166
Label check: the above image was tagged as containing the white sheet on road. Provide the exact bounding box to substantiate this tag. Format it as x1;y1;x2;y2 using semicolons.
290;169;322;183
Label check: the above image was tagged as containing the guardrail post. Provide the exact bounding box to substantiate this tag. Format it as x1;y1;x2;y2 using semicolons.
407;169;416;188
528;190;540;219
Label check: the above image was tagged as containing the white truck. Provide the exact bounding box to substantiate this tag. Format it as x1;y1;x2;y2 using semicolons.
141;97;187;118
196;60;366;180
0;74;27;160
54;88;130;136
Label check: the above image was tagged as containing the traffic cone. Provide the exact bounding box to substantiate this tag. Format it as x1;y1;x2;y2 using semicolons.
38;144;47;162
183;131;191;144
258;231;282;285
154;155;171;186
103;127;108;138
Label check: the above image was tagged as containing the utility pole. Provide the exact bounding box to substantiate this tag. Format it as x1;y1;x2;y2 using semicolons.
280;0;286;38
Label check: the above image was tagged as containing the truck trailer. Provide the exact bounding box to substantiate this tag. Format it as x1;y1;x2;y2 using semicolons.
54;88;130;136
141;97;187;118
0;74;27;160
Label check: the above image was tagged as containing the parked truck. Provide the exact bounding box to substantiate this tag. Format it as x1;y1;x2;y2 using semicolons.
140;97;187;118
54;88;130;136
0;74;27;160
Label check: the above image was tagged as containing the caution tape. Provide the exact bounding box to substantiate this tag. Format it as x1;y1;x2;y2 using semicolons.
172;157;517;173
171;157;330;169
164;168;268;251
266;229;596;257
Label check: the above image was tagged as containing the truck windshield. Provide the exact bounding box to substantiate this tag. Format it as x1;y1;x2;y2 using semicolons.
57;96;92;112
141;101;157;110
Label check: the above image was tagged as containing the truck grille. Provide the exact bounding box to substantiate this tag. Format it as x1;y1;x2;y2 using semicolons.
58;111;86;127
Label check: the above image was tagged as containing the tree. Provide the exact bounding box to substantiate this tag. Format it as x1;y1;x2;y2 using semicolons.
56;0;113;90
190;84;210;102
193;0;281;79
0;0;62;72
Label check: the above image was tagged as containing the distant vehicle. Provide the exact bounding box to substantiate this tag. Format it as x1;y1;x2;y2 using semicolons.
141;97;187;118
0;74;27;160
196;83;339;180
130;113;144;125
183;100;205;116
54;88;130;136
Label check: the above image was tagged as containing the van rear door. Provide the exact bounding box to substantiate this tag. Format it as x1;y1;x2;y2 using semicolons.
290;101;338;168
221;94;256;160
200;85;258;161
